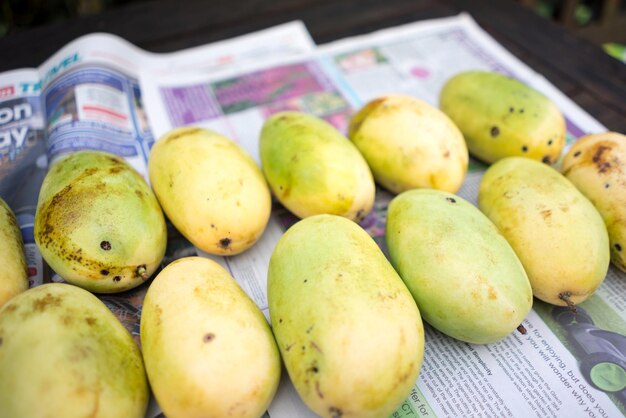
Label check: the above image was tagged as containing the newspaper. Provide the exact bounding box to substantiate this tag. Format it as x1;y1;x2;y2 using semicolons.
1;13;625;418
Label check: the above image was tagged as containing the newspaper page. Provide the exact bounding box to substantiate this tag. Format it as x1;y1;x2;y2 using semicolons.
140;14;626;418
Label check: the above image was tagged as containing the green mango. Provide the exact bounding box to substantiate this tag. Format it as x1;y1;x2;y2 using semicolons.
141;257;281;418
479;157;610;306
268;215;424;418
0;283;148;417
386;189;533;344
440;71;565;164
35;151;166;293
260;112;375;221
0;198;28;307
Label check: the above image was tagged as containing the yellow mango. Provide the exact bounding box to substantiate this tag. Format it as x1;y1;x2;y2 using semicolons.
141;256;280;418
562;132;626;272
34;151;167;293
149;127;271;255
268;215;424;418
0;283;148;417
479;157;609;306
260;112;375;221
440;71;565;164
348;94;468;193
386;189;533;344
0;198;28;307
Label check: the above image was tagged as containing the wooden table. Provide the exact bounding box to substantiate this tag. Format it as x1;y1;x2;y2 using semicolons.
0;0;624;133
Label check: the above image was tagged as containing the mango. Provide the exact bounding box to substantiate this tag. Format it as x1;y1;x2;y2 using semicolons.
386;189;533;344
348;94;468;193
562;132;626;272
0;283;148;417
141;256;280;418
260;112;375;221
0;198;28;307
479;157;610;306
440;71;566;164
268;215;424;418
149;127;271;255
34;151;166;293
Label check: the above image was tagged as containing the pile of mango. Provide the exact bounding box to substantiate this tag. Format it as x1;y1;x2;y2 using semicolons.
0;70;624;418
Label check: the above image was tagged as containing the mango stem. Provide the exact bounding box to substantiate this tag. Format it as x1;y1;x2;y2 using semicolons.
516;324;527;335
558;292;577;313
136;265;149;280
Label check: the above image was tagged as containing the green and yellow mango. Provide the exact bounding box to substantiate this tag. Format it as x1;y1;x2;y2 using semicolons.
386;189;533;344
440;71;565;164
260;112;375;221
479;157;609;305
268;215;423;418
34;151;167;293
141;257;280;418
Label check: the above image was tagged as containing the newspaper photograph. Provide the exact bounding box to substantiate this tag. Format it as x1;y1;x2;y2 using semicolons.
0;12;624;418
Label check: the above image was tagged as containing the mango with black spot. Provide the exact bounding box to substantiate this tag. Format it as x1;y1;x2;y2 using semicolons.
479;157;609;306
386;189;532;344
0;283;149;417
34;151;166;293
439;71;565;164
562;132;626;272
141;257;280;418
0;198;28;307
149;127;271;255
349;94;468;194
268;215;424;418
260;112;375;221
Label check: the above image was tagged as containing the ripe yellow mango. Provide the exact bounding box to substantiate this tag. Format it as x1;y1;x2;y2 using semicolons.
386;189;533;344
440;71;565;164
141;257;280;418
268;215;424;418
0;198;28;307
562;132;626;272
0;283;148;417
34;151;167;293
479;157;610;306
260;112;375;221
348;94;468;193
149;127;271;255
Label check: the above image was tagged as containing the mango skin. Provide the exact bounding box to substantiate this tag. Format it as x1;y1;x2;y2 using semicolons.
34;151;167;293
440;71;566;164
479;157;610;305
562;132;626;272
0;198;28;307
386;189;533;344
141;257;280;418
149;127;271;255
0;283;148;418
349;94;468;194
260;112;375;221
268;215;424;418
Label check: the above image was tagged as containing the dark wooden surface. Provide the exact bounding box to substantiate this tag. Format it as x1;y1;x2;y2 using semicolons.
1;0;624;132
